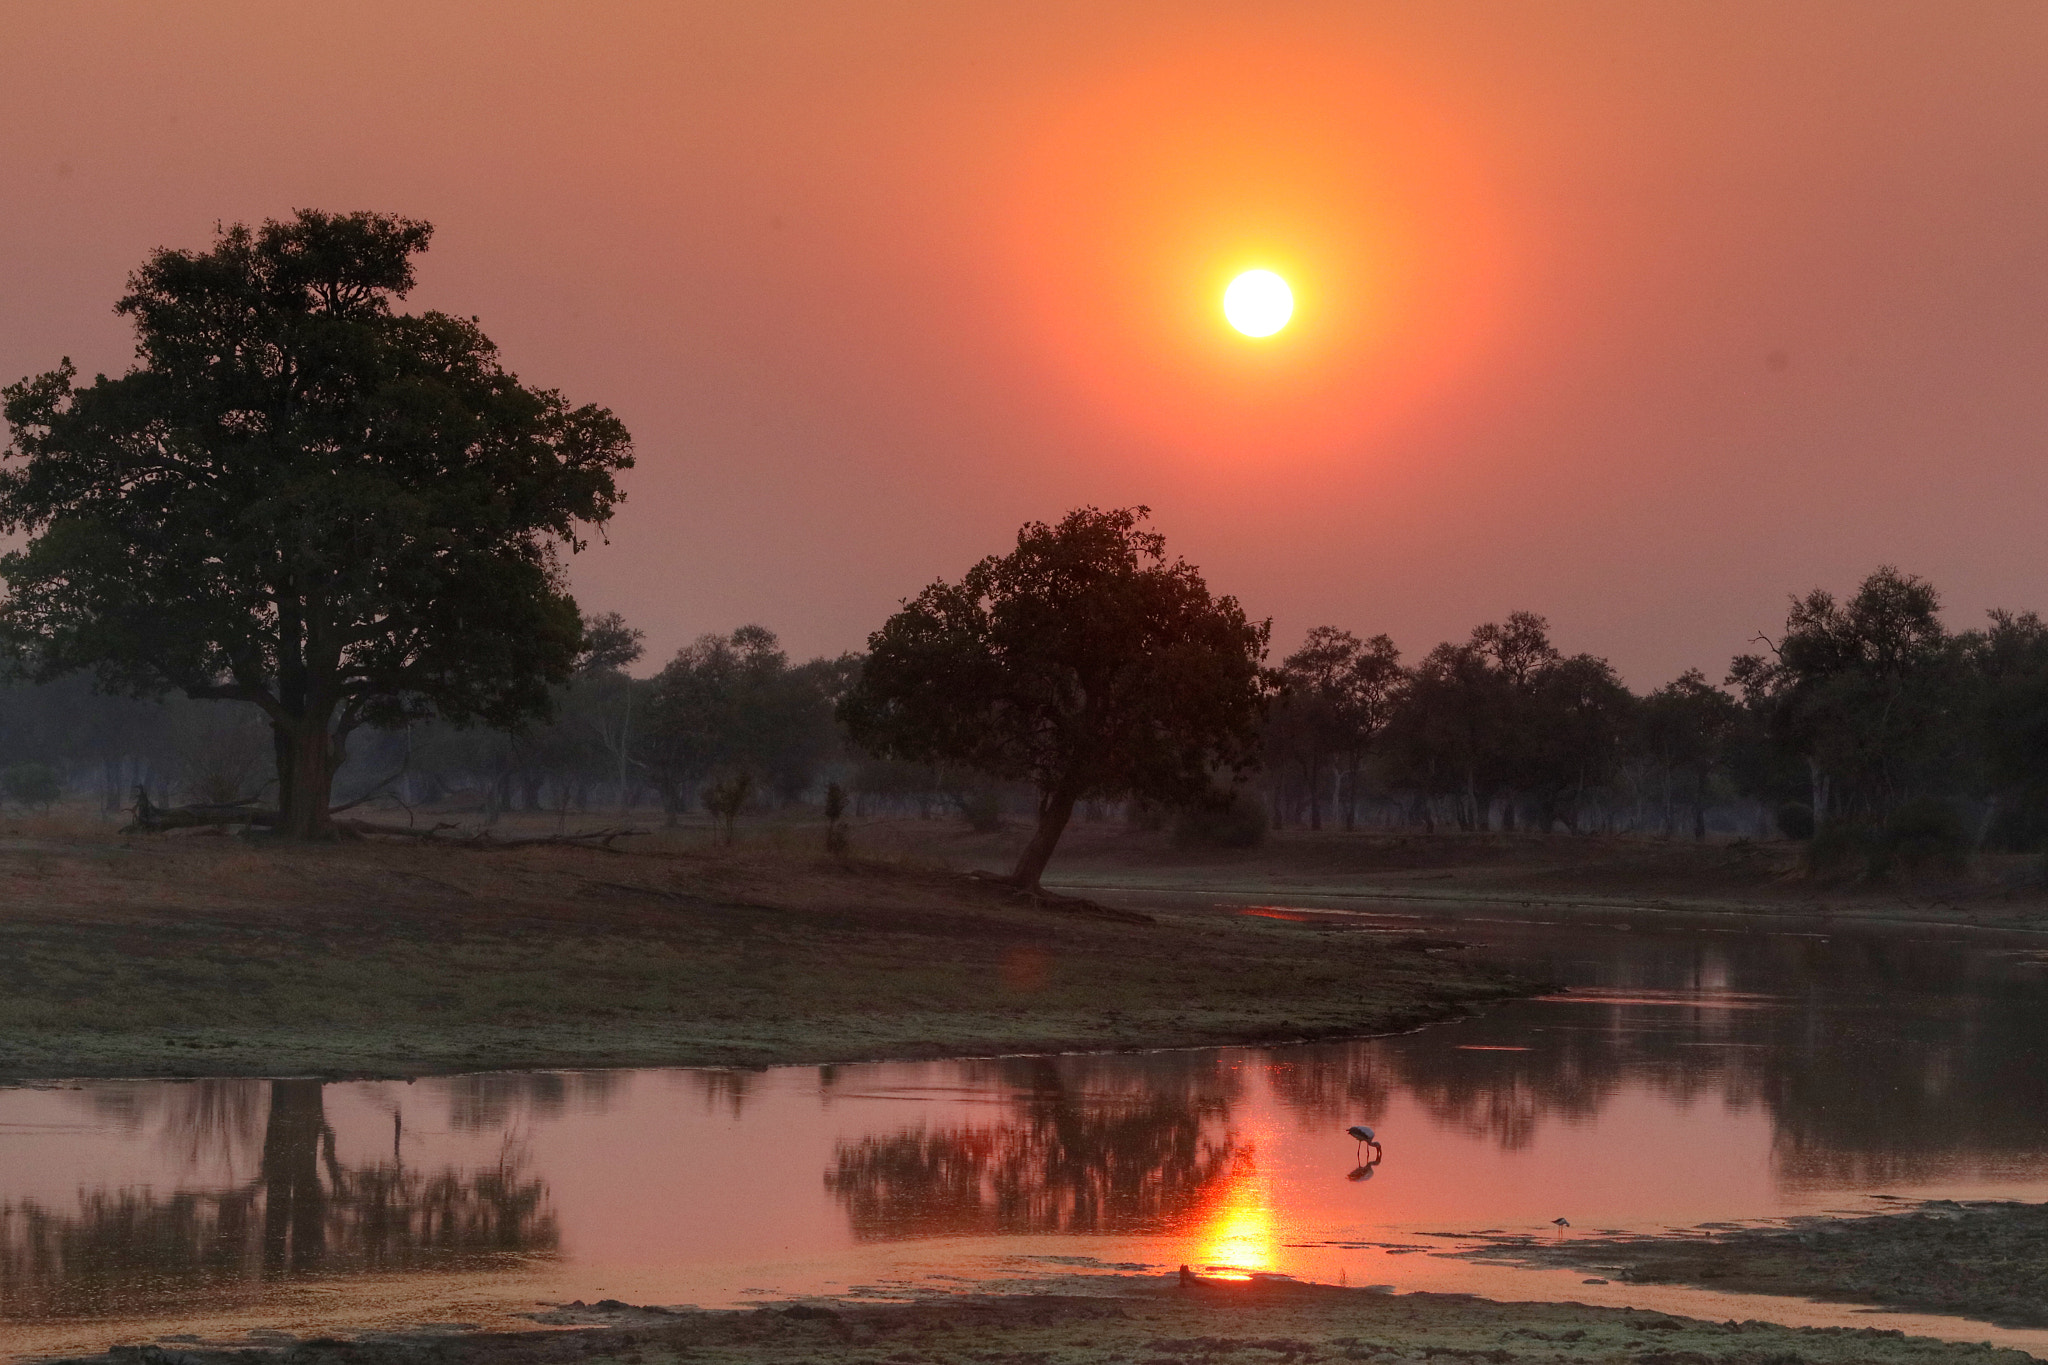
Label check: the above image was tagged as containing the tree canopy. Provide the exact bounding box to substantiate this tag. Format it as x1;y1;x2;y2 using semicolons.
1729;566;1966;824
0;210;632;836
641;625;844;823
840;506;1269;888
1266;627;1402;831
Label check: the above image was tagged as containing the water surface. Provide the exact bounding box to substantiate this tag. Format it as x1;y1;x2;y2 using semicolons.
5;906;2047;1357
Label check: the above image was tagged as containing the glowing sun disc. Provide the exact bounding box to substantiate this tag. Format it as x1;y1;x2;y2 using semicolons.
1223;269;1293;337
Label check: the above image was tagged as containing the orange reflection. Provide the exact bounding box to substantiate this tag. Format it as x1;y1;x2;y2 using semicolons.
1193;1145;1275;1277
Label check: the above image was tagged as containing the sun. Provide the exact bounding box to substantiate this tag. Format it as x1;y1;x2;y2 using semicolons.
1223;269;1293;337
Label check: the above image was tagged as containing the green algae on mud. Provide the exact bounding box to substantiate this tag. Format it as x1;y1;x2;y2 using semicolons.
0;832;1530;1082
1453;1200;2048;1331
45;1280;2041;1365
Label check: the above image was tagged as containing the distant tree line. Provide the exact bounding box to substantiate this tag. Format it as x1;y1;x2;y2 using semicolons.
1260;566;2048;874
3;212;2042;883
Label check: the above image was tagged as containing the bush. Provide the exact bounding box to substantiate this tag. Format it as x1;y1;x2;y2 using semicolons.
1;762;61;812
1125;799;1168;832
1804;819;1869;877
1775;801;1815;841
958;789;1005;833
1172;790;1267;849
1805;800;1970;881
823;781;850;856
1879;797;1969;878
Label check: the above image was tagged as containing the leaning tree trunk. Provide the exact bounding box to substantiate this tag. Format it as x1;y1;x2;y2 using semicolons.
1011;785;1080;890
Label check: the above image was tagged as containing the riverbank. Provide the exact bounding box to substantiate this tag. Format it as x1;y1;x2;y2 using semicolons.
1454;1199;2048;1331
851;818;2048;933
47;1277;2037;1365
0;827;1529;1083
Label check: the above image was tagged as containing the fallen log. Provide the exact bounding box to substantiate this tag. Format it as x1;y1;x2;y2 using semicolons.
336;819;649;850
121;789;646;849
124;788;276;833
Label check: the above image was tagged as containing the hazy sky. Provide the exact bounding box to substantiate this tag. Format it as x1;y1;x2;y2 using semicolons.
4;3;2045;685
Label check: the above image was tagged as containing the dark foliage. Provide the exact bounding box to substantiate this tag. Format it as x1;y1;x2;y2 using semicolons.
0;211;631;837
841;506;1270;887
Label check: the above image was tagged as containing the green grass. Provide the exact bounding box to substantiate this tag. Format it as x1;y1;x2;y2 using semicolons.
0;833;1531;1080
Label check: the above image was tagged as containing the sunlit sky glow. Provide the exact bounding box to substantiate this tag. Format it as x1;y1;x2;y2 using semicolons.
4;4;2047;683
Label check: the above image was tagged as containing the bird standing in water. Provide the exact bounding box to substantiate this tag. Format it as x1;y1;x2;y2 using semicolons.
1347;1125;1381;1162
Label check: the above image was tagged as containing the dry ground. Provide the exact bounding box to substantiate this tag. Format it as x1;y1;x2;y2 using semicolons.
851;816;2048;932
0;817;1528;1082
52;1278;2038;1365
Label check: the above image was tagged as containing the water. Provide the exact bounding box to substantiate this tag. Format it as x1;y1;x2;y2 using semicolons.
5;905;2048;1358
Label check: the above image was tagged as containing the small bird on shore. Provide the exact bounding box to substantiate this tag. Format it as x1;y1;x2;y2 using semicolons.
1551;1218;1570;1230
1347;1125;1381;1162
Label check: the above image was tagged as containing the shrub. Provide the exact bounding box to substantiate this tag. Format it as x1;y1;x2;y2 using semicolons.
1172;789;1267;849
1804;819;1869;877
823;781;850;856
1775;801;1815;841
1;763;61;812
1805;800;1970;881
1879;797;1969;878
701;772;752;844
1124;799;1168;832
958;789;1005;833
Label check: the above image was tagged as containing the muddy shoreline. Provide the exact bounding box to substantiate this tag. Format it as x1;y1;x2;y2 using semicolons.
1452;1200;2048;1331
38;1277;2040;1365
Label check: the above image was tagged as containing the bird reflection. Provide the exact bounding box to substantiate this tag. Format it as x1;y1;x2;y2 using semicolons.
0;1080;556;1320
1346;1152;1383;1183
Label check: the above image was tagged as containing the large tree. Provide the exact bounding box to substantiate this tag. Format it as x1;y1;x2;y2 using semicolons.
840;506;1269;889
1728;567;1963;825
0;211;632;837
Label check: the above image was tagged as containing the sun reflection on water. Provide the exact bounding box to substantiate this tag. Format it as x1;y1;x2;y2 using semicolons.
1194;1144;1275;1277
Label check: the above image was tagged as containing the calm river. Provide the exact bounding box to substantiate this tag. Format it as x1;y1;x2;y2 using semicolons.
5;905;2048;1358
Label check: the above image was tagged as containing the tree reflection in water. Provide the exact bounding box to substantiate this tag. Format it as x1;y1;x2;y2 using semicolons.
1261;924;2048;1187
443;1069;626;1133
1;1080;556;1319
827;1056;1243;1239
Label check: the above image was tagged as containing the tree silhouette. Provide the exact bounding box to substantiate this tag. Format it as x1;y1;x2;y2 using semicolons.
1729;567;1963;825
840;507;1269;888
1267;627;1402;830
0;211;632;838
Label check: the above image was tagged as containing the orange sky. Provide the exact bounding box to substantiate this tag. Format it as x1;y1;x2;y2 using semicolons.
4;2;2047;684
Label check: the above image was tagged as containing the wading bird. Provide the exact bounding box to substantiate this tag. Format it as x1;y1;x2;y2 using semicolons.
1347;1125;1381;1162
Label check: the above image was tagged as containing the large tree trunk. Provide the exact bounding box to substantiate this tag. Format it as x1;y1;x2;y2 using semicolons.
1011;785;1080;890
274;718;340;840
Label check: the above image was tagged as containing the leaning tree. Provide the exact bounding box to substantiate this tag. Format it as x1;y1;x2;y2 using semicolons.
840;506;1270;889
0;210;632;837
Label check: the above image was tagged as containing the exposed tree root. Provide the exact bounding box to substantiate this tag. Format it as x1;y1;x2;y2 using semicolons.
965;868;1155;923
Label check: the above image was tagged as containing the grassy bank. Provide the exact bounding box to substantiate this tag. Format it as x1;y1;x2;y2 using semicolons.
53;1278;2037;1365
1458;1199;2048;1331
0;824;1529;1083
